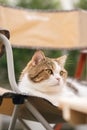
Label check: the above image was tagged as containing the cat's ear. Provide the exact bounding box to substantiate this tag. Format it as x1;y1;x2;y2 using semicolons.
31;50;45;66
57;55;67;67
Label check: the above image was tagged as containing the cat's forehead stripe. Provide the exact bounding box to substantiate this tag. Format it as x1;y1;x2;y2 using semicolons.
53;61;61;71
41;58;55;70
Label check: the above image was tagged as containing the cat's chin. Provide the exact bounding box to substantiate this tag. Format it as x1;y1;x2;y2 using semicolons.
33;85;63;94
50;83;61;87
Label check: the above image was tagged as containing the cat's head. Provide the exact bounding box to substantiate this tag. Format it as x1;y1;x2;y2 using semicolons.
21;50;68;93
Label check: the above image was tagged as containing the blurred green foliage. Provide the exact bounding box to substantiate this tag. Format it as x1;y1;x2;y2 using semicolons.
0;0;8;4
75;0;87;9
17;0;61;9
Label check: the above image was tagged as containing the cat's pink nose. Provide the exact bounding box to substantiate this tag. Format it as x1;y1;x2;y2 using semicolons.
56;78;60;81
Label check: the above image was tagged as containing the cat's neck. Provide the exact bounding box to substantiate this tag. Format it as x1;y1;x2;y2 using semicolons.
18;73;64;95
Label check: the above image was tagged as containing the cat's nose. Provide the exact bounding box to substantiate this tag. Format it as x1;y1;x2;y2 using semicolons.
56;78;60;81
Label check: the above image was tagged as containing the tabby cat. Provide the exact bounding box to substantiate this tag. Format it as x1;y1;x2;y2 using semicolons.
18;50;87;106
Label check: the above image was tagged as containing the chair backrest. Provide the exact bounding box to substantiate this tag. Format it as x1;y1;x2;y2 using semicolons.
0;6;87;50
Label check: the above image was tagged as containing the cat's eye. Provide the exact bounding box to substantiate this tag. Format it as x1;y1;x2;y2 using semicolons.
45;69;53;74
60;70;64;76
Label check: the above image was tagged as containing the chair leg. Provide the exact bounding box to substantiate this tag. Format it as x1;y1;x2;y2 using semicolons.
24;99;53;130
19;118;31;130
75;53;86;79
8;105;19;130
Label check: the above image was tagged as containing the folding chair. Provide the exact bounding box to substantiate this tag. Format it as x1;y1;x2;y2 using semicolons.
0;7;87;130
0;28;87;130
